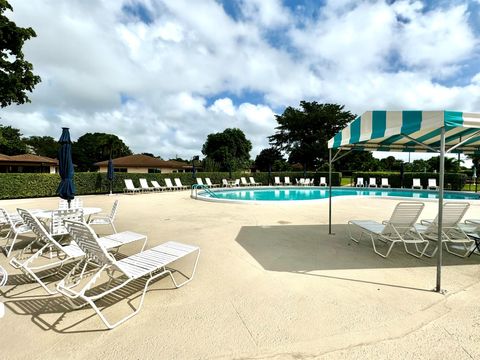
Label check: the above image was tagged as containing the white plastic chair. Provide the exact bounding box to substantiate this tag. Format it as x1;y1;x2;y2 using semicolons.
0;208;33;257
427;178;438;190
249;177;262;186
355;177;364;187
222;179;230;187
368;178;377;188
196;178;205;186
139;178;155;192
348;202;428;258
319;177;327;187
274;177;282;186
381;178;391;188
412;178;422;189
205;178;219;188
303;178;311;186
57;220;200;329
124;179;142;194
50;208;84;237
240;177;251;186
88;200;119;233
283;177;291;186
59;198;83;209
233;179;240;187
174;178;188;190
164;178;178;190
151;180;166;192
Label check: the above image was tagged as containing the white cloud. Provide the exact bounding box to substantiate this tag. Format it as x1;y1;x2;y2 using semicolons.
2;0;480;162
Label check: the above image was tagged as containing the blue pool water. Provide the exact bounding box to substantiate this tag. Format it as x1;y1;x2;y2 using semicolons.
199;187;480;202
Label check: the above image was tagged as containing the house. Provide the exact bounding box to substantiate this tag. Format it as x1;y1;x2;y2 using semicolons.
95;154;190;174
0;154;59;173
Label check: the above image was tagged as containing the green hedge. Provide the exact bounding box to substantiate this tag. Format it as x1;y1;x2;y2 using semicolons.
0;171;342;199
352;171;467;191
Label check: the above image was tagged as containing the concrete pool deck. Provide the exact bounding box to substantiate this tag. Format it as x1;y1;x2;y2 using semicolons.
0;191;479;359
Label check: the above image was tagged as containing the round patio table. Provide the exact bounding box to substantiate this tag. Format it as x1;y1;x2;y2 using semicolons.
33;207;102;222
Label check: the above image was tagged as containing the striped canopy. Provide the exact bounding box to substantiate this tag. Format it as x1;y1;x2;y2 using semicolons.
328;111;480;153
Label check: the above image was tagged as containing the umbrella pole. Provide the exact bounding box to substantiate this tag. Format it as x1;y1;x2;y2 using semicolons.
436;127;445;293
110;180;113;196
328;148;333;235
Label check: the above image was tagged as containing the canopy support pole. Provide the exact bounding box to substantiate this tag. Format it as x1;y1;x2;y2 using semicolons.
436;127;445;293
329;148;333;235
446;130;480;153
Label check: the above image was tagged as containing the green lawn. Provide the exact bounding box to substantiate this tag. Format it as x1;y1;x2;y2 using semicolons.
341;177;351;186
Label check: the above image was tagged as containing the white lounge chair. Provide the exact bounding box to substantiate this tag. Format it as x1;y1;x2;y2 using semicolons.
124;179;142;194
355;177;364;187
59;198;83;209
139;178;155;192
222;179;230;187
240;177;251;186
0;265;7;287
205;178;219;188
348;202;428;258
310;178;315;186
283;177;292;186
50;208;84;237
413;202;473;258
233;179;240;187
319;177;327;187
174;178;189;190
10;209;147;295
381;178;391;188
427;178;438;190
57;220;200;329
151;180;166;192
303;178;311;186
274;177;282;186
368;178;377;188
88;200;118;234
412;178;422;189
249;177;262;186
0;208;33;257
196;178;206;187
164;178;178;191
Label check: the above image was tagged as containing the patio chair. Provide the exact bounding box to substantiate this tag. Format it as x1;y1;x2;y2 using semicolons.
151;180;166;192
427;178;438;190
233;179;240;187
284;177;292;186
59;198;83;209
88;200;118;234
0;265;7;287
319;177;327;187
50;208;84;237
412;202;473;258
368;178;377;188
139;178;155;192
348;202;428;258
124;179;142;194
0;208;33;257
174;178;189;190
164;178;178;191
412;178;422;189
249;177;262;186
222;179;230;187
57;220;200;329
205;178;219;188
355;177;364;187
10;209;148;295
380;178;391;188
274;177;282;186
303;178;311;186
240;177;251;186
196;178;206;187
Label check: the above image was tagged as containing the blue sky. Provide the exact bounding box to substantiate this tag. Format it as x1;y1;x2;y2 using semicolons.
4;0;480;164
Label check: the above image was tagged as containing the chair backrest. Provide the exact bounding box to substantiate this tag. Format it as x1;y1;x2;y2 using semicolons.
241;177;248;185
59;198;83;210
0;208;15;228
320;177;326;184
50;208;84;236
139;178;150;189
381;178;389;185
124;179;136;190
285;176;290;184
17;208;64;252
174;178;183;187
165;178;174;187
109;200;119;220
385;202;425;233
64;220;115;266
234;179;240;186
428;202;470;229
357;177;364;185
206;178;213;186
428;178;437;187
222;179;228;186
249;177;256;184
151;180;161;188
274;176;280;183
413;178;421;186
369;178;376;185
196;178;204;185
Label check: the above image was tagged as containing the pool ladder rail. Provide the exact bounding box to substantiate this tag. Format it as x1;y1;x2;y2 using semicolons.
191;184;218;199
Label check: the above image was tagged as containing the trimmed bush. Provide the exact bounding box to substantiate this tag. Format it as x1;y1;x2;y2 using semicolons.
352;171;467;191
0;171;342;200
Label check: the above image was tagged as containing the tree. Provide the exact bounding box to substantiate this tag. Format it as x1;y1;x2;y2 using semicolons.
254;147;287;171
0;1;41;107
379;156;404;171
73;133;132;171
0;124;27;154
426;156;461;173
335;151;380;171
24;135;58;158
269;102;355;170
201;128;252;171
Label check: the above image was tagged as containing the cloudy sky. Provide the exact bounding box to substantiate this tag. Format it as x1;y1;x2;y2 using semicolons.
3;0;480;163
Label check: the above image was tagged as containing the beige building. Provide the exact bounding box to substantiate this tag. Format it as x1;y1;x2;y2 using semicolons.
0;154;58;173
95;154;191;174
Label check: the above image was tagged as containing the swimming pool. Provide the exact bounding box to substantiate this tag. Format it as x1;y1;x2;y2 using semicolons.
195;187;480;203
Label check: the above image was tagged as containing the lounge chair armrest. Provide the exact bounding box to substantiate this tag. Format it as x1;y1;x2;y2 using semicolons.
420;219;433;225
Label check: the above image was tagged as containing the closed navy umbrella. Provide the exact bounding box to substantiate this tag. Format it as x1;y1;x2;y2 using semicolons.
57;128;75;207
107;156;114;195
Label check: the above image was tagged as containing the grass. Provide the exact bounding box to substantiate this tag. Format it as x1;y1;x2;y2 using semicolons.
341;178;351;186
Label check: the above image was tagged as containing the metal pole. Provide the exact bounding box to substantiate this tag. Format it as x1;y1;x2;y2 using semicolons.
436;127;445;293
329;148;333;235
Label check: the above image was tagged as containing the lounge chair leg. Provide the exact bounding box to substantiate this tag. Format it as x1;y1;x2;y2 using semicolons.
165;248;200;288
370;234;395;258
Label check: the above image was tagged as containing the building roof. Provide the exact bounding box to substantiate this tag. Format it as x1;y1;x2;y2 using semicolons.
0;154;59;165
94;154;188;169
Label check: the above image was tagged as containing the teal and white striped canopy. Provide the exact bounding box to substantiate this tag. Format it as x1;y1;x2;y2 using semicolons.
328;111;480;153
